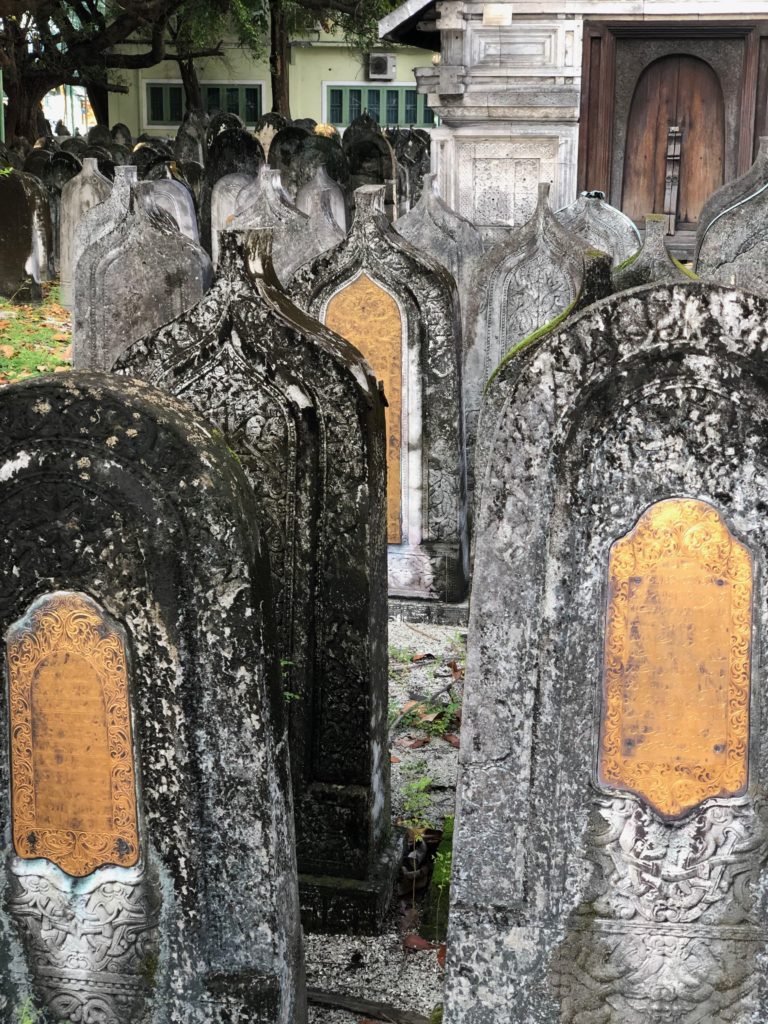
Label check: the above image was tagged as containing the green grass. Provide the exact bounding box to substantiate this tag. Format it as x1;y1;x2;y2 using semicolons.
0;282;72;385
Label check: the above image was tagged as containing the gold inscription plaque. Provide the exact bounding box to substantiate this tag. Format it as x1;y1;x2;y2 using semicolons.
599;498;752;819
7;592;140;876
325;273;403;544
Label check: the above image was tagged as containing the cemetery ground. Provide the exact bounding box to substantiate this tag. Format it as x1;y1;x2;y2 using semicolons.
0;296;464;1023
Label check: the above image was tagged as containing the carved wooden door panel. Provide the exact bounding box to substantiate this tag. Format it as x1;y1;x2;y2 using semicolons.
622;55;725;229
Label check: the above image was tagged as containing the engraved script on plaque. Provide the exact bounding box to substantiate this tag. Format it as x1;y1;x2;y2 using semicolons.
598;498;752;819
7;592;140;877
325;272;403;544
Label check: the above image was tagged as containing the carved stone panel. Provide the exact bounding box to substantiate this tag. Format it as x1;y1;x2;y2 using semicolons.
455;138;558;225
8;591;140;877
599;498;752;819
326;273;403;544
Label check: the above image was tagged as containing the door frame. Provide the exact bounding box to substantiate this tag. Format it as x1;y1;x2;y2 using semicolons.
577;20;768;200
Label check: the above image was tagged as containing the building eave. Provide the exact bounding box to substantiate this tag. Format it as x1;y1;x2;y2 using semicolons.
379;0;440;51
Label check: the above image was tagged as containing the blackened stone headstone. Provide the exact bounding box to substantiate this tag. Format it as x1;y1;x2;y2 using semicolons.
60;157;112;307
175;110;207;165
0;171;50;301
138;178;199;242
23;173;54;282
111;122;133;148
254;112;289;158
117;229;401;935
22;148;53;182
228;168;323;285
201;127;265;252
445;282;768;1024
395;173;483;301
463;182;592;498
613;215;696;291
181;159;205;207
0;371;305;1024
132;142;164;179
556;190;640;267
291;184;468;604
342;114;398;219
296;164;348;233
45;150;83;268
73;185;212;370
87;123;112;148
267;124;313;197
60;136;88;160
206;111;244;149
210;172;254;267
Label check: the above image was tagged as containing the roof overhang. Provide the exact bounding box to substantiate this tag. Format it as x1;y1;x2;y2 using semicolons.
379;0;440;51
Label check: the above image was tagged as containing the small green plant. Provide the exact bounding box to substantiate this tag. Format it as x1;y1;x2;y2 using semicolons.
283;690;301;702
388;643;416;664
17;998;38;1024
400;761;435;834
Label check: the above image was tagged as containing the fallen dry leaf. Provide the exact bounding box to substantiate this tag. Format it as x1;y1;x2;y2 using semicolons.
412;652;435;663
403;736;430;749
0;344;15;358
442;733;460;748
403;932;436;952
437;943;447;969
53;365;69;373
52;333;70;343
390;755;401;764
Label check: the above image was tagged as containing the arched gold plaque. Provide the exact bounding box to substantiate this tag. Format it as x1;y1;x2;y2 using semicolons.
598;498;752;819
325;273;403;544
7;592;140;876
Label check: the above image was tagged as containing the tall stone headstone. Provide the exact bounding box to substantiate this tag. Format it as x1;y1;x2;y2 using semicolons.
291;184;468;604
201;127;265;252
445;282;768;1024
117;229;400;934
0;372;305;1024
463;182;592;491
556;190;640;267
59;157;112;307
696;137;768;254
342;114;398;220
71;164;135;299
73;185;212;370
138;178;199;242
613;215;696;291
0;170;51;301
296;164;348;233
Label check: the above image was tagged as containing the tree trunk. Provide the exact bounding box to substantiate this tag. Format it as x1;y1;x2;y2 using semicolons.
269;0;291;118
178;56;203;112
86;83;110;125
4;76;55;143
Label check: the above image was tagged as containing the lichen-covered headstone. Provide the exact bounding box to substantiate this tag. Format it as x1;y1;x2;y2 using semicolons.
291;184;468;604
556;190;640;267
0;371;305;1024
73;184;212;370
696;137;768;254
200;127;265;252
138;178;199;242
210;172;253;267
342;114;398;220
463;182;592;496
296;164;348;233
59;157;112;307
445;282;768;1024
0;170;52;301
613;215;696;291
117;229;400;934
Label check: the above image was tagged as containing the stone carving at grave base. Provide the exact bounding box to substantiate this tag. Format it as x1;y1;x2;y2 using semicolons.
557;191;640;268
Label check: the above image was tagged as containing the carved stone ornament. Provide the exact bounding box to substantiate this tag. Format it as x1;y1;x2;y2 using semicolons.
599;498;752;819
290;184;468;603
613;215;695;291
444;284;768;1024
8;592;140;877
117;230;400;934
556;190;640;267
696;137;768;259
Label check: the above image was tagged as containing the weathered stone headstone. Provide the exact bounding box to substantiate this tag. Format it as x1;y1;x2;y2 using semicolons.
138;177;199;242
111;122;133;148
302;186;345;258
174;109;206;165
613;214;696;291
59;157;112;307
445;282;768;1024
117;229;401;934
463;182;592;493
291;184;468;604
210;172;253;267
395;173;483;300
201;127;265;252
228;167;320;285
73;185;212;370
556;190;640;267
296;164;348;233
0;170;51;301
695;143;768;292
0;372;305;1024
254;112;289;158
342;114;398;219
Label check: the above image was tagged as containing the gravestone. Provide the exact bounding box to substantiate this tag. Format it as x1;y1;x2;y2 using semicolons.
206;112;244;149
254;112;289;158
23;174;54;282
228;167;316;285
45;151;83;268
444;282;768;1024
138;178;199;241
210;172;253;267
0;171;51;301
71;164;135;308
296;164;348;233
291;184;468;604
696;136;768;253
73;185;212;370
556;190;640;267
463;182;592;498
59;157;112;307
395;173;483;301
695;148;768;292
342;114;398;220
0;372;305;1024
111;122;133;148
302;187;345;259
175;110;206;165
117;229;400;934
266;124;312;197
201;128;265;252
613;215;696;291
60;136;88;160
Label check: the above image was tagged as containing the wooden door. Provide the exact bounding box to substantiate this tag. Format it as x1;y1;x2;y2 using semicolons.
622;55;725;227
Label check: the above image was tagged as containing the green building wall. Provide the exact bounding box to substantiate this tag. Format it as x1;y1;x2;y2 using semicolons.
108;35;433;136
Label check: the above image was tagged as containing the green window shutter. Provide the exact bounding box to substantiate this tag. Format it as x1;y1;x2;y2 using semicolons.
386;90;400;125
405;90;418;124
330;89;343;124
367;89;381;123
349;89;362;121
149;85;164;123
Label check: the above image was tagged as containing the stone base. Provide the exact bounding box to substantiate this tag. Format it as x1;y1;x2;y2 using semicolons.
299;830;405;934
389;597;469;626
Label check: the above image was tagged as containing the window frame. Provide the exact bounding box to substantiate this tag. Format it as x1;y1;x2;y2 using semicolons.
142;79;266;131
321;81;438;130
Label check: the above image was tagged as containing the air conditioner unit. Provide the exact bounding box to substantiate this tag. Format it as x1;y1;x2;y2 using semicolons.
369;53;397;80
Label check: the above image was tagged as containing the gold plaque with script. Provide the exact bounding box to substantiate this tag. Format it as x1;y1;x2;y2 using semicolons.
599;498;752;819
325;272;403;544
7;592;140;877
